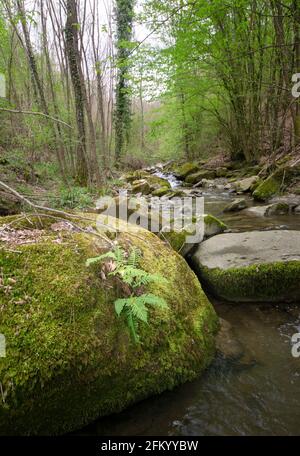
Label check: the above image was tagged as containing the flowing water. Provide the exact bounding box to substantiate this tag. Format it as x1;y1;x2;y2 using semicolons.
79;173;300;436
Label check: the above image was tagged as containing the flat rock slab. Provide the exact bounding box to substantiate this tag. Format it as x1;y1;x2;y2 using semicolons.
191;230;300;302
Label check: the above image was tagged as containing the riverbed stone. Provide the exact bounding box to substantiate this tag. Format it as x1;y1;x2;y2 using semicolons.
234;176;259;193
223;198;247;212
0;214;218;435
216;319;244;360
265;202;290;216
191;230;300;302
185;169;216;184
173;162;200;179
161;215;227;256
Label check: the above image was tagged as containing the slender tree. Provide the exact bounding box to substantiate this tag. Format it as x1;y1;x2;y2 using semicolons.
114;0;134;161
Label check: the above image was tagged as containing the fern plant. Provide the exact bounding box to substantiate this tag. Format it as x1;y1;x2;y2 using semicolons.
86;246;169;343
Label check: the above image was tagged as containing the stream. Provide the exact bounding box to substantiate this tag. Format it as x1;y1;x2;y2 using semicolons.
78;172;300;436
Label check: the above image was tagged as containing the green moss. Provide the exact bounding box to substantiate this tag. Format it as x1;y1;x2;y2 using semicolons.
253;167;292;201
197;261;300;302
152;186;170;196
174;162;200;179
185;170;216;184
0;215;218;435
204;215;227;230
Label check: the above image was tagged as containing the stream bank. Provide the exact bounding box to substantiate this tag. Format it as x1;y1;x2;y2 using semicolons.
77;163;300;436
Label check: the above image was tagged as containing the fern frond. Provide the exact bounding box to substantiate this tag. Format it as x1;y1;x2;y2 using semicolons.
114;298;127;316
141;294;169;310
127;248;142;268
127;296;149;323
86;251;116;267
126;308;140;343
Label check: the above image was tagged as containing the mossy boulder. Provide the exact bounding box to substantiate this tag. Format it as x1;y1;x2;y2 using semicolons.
152;187;171;197
174;162;200;180
185;170;216;185
253;167;294;201
0;214;218;435
161;215;227;256
191;230;300;302
233;176;259;193
265;202;290;216
131;176;171;195
131;179;152;195
122;170;150;183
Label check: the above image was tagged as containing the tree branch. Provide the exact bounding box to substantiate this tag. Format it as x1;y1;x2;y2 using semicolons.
0;108;73;129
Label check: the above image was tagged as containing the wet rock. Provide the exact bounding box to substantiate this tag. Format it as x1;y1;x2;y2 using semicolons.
253;166;295;201
173;162;200;179
185;169;216;184
191;230;300;302
244;206;270;217
223;198;247;212
265;202;290;216
161;215;227;256
216;319;244;360
151;187;170;197
295;205;300;214
234;176;259;193
201;179;215;188
132;179;152;195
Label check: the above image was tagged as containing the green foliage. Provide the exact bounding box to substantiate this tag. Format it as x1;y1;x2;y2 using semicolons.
86;246;169;342
58;186;94;209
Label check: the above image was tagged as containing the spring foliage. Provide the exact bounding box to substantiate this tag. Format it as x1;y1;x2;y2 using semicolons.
86;246;169;342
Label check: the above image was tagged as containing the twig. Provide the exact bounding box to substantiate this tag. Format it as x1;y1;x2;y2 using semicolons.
0;108;73;129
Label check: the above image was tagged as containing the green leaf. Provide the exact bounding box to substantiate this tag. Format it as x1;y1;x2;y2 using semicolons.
114;298;127;316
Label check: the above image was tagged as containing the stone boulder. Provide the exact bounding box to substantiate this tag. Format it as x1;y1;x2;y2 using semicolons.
0;214;218;435
173;162;200;179
223;198;247;212
191;230;300;302
185;169;216;185
234;176;259;193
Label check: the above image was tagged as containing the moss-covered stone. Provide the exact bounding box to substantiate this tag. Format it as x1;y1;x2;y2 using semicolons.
196;261;300;303
185;170;216;185
131;176;171;195
0;215;218;435
253;167;293;201
152;187;171;197
161;215;227;256
191;230;300;302
174;162;200;179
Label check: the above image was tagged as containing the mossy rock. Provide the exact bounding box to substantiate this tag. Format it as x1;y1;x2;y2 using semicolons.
215;168;228;178
174;162;200;179
185;170;216;185
152;187;170;197
122;170;150;183
191;230;300;302
0;215;218;435
161;215;227;256
253;167;293;201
